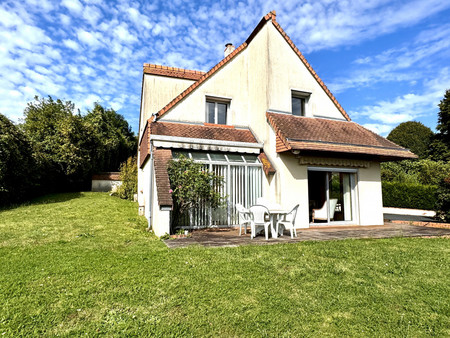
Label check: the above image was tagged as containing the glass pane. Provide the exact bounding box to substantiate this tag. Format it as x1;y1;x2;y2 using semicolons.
292;97;304;116
191;151;209;161
226;154;244;163
329;172;353;222
217;103;227;124
172;150;190;159
206;101;215;123
242;154;259;163
209;153;227;161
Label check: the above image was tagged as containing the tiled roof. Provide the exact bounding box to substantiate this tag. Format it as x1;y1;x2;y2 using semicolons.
151;10;350;122
150;121;258;143
153;42;247;118
153;148;173;208
266;112;417;160
143;64;205;81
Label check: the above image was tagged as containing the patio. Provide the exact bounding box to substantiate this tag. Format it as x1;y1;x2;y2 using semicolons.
164;222;450;249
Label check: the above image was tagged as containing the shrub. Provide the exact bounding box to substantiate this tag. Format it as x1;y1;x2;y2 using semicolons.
167;155;225;231
435;175;450;222
381;159;450;186
382;181;438;210
114;156;137;200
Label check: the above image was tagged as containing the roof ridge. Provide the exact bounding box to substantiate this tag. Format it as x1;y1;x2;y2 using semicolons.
143;63;205;74
143;64;205;81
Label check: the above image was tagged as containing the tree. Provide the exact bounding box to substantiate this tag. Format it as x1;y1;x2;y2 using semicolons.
167;156;226;232
387;121;434;158
84;103;137;172
22;96;96;191
429;89;450;161
0;113;36;205
114;156;137;200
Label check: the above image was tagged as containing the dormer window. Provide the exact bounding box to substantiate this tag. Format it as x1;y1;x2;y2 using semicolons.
291;91;311;116
206;98;229;124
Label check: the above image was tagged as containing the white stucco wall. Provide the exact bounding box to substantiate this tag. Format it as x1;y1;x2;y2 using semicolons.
138;18;384;232
357;162;384;225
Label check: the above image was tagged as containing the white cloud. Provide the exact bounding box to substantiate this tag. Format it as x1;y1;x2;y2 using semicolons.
352;68;450;131
83;5;102;26
60;14;71;26
61;0;83;14
113;23;137;43
76;29;102;48
63;39;80;50
329;24;450;93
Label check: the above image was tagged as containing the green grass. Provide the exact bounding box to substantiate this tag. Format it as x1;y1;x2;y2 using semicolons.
0;192;449;336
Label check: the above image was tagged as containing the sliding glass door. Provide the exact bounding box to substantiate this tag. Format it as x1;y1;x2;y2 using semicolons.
308;168;357;225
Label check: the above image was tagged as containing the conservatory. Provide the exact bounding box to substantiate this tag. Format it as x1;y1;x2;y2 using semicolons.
171;150;263;227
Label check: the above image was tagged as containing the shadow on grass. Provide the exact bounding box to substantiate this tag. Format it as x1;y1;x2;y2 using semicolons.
0;192;84;211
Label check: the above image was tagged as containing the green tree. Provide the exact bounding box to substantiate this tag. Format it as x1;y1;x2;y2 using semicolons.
0;114;36;205
114;156;137;200
167;156;226;231
387;121;434;158
84;103;136;172
429;89;450;161
22;96;96;191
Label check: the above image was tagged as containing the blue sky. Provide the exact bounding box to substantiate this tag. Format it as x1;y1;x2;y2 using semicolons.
1;0;449;136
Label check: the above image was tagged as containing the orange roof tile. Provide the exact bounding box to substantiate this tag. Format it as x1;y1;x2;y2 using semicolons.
153;148;173;208
266;112;417;161
150;121;258;143
143;64;205;81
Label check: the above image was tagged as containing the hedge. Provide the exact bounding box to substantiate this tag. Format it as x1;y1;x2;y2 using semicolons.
382;181;438;210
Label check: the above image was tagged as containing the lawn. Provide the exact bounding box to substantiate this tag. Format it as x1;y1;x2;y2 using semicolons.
0;192;449;336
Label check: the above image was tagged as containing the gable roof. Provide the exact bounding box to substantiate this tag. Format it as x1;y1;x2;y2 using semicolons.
150;121;258;144
151;10;350;122
266;112;417;161
143;64;205;81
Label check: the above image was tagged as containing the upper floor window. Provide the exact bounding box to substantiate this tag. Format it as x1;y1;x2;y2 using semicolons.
206;99;228;124
291;91;310;116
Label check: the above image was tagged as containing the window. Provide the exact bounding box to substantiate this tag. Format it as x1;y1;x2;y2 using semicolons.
291;91;310;116
206;100;228;124
171;151;263;227
292;96;305;116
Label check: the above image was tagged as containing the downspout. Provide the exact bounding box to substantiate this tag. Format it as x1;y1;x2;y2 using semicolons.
147;141;154;231
147;113;157;231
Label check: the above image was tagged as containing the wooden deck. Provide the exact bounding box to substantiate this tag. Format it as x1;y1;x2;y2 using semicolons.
164;222;450;249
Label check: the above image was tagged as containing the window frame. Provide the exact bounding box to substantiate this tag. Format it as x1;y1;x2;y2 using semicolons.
291;90;311;117
205;97;230;125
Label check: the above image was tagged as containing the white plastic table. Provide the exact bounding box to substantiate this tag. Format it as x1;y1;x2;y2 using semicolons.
267;208;289;238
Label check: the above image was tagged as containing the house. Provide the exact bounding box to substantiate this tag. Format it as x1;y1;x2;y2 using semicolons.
137;11;416;237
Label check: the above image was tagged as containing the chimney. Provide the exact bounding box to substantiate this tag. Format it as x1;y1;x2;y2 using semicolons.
224;43;235;58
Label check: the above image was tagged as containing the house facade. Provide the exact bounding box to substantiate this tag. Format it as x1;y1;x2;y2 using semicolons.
138;11;416;236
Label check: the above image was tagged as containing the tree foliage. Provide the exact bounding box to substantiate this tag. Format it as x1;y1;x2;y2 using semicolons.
381;159;450;186
435;175;450;222
387;121;434;158
22;96;96;191
429;89;450;161
114;156;137;201
167;156;225;230
84;103;136;172
0;114;36;205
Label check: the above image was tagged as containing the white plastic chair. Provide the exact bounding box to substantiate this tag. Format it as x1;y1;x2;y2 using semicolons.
276;204;299;238
249;205;271;240
235;203;253;236
312;199;338;222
